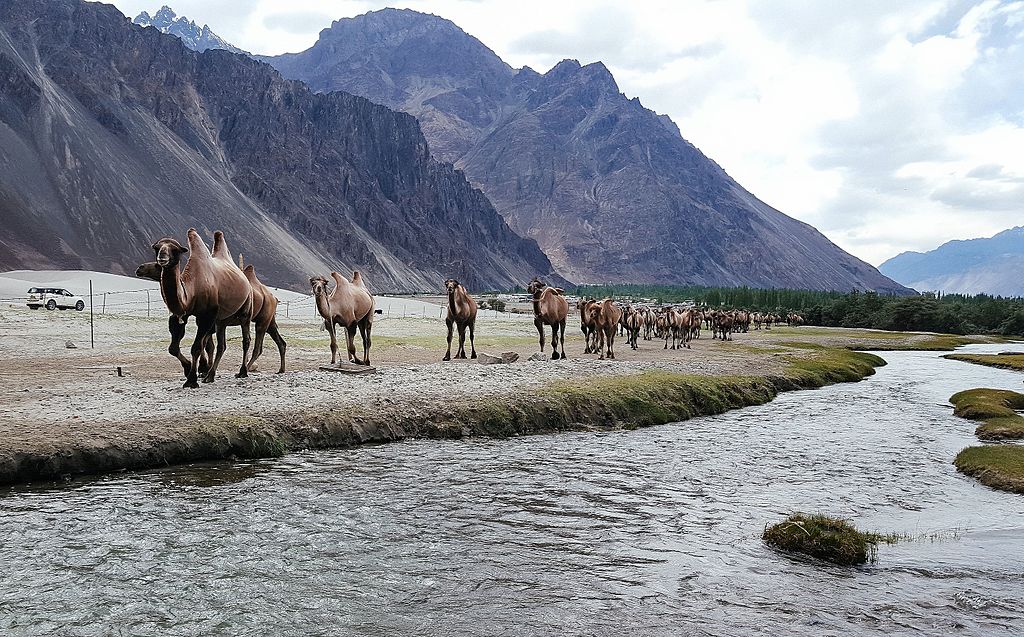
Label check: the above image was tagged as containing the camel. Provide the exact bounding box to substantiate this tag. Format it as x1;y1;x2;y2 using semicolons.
443;278;477;360
311;271;374;365
151;229;254;388
527;277;568;360
238;255;287;374
577;298;599;353
136;261;214;376
587;299;622;360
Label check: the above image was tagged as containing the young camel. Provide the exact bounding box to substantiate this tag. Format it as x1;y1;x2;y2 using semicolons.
311;271;374;365
152;229;253;388
527;277;568;360
577;298;599;353
238;255;287;374
443;279;478;361
587;298;623;360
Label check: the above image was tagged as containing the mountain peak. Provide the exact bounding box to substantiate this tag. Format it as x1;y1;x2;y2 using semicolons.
133;5;244;54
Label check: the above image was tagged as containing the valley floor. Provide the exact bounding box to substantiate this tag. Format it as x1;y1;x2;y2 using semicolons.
0;304;994;485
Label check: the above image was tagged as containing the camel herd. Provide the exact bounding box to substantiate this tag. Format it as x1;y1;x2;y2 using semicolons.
137;230;803;388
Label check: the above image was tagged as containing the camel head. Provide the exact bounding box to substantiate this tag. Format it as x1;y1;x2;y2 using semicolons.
444;278;460;295
310;275;331;298
527;278;545;295
151;237;188;268
135;261;162;281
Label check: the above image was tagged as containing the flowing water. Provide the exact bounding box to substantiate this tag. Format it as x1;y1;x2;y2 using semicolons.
2;345;1024;636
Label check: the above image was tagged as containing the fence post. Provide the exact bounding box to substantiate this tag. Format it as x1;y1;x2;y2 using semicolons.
286;302;290;318
89;280;94;348
102;292;107;314
147;290;151;318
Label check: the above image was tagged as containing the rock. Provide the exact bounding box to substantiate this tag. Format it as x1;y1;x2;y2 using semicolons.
501;351;519;363
477;353;502;365
65;340;77;349
527;353;547;362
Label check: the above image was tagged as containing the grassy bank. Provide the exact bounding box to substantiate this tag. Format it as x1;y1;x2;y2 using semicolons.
954;446;1024;494
949;388;1024;440
944;352;1024;372
0;349;884;486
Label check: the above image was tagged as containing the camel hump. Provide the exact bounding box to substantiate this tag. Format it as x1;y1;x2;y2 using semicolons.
351;270;364;286
238;253;245;268
212;231;231;260
553;287;565;296
185;228;212;260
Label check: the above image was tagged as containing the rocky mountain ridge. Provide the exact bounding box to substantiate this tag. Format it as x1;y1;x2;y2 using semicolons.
0;0;557;291
134;5;244;55
266;8;910;294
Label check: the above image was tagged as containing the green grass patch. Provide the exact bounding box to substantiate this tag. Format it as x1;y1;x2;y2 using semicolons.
945;353;1024;372
763;514;898;565
954;446;1024;494
949;388;1024;440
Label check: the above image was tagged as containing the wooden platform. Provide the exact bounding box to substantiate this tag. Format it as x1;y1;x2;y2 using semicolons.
318;363;377;375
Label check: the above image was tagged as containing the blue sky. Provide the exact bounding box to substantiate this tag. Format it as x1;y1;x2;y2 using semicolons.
109;0;1024;265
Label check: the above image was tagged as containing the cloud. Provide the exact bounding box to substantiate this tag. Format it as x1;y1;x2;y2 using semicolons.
263;11;337;35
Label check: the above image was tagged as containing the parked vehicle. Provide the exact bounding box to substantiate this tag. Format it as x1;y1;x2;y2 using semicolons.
26;287;85;311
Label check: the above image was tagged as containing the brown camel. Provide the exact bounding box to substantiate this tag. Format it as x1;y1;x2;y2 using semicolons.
577;298;599;353
587;299;622;360
311;271;374;365
238;255;287;374
443;278;478;361
136;261;214;376
527;277;568;360
152;229;254;388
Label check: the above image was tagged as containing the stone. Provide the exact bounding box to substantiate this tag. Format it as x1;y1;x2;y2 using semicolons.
527;353;547;362
65;340;77;349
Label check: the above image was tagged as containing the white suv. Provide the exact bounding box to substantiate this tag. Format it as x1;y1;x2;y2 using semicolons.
27;287;85;311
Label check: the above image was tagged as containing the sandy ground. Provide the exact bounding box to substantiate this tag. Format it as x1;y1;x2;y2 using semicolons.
0;299;953;437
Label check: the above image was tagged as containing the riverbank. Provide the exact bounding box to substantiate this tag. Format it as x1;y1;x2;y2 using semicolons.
944;352;1024;372
0;306;994;485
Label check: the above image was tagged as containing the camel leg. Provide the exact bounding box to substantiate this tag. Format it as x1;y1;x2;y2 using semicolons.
468;320;477;359
185;315;215;389
550;323;560;360
443;318;454;361
267;321;287;373
236;318;252;379
247;321;267;373
535;318;545;353
559;320;567;359
204;323;228;383
597;326;606;360
608;327;615;359
456;323;467;359
360;319;372;366
346;323;362;365
327;320;339;365
200;337;214;376
167;315;190;376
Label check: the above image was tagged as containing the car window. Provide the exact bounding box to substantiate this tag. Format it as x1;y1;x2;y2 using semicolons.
64;291;72;296
28;287;39;293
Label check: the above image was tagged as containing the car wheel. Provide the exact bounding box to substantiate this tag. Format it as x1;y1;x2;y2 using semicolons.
46;300;56;310
76;301;85;311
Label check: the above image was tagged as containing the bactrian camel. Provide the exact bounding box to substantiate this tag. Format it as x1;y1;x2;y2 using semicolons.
587;299;622;360
238;254;287;374
311;271;374;365
577;298;599;354
136;260;213;377
443;279;477;361
152;229;253;388
527;277;568;360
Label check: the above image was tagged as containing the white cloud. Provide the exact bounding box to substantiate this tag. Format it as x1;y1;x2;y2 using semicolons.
109;0;1024;265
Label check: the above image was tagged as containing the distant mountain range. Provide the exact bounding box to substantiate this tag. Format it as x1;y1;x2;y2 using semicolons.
133;5;244;55
880;227;1024;297
260;8;909;294
0;0;556;291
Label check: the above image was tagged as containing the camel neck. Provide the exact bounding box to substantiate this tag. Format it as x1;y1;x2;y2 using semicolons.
315;292;332;319
160;264;188;316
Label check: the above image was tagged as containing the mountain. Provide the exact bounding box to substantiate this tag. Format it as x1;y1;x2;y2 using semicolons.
880;227;1024;296
0;0;557;291
134;6;244;55
264;8;910;294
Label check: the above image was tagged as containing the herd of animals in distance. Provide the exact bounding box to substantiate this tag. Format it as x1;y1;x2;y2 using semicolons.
134;229;805;389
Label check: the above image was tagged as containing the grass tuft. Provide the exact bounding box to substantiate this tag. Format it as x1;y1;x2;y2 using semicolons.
949;388;1024;440
954;446;1024;494
763;513;892;565
945;353;1024;373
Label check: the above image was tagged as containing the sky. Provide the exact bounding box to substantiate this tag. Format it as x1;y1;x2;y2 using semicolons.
108;0;1024;266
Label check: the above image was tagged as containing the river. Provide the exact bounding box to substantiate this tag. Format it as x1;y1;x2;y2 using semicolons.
2;345;1023;636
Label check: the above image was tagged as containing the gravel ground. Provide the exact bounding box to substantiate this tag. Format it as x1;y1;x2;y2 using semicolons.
0;304;962;437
